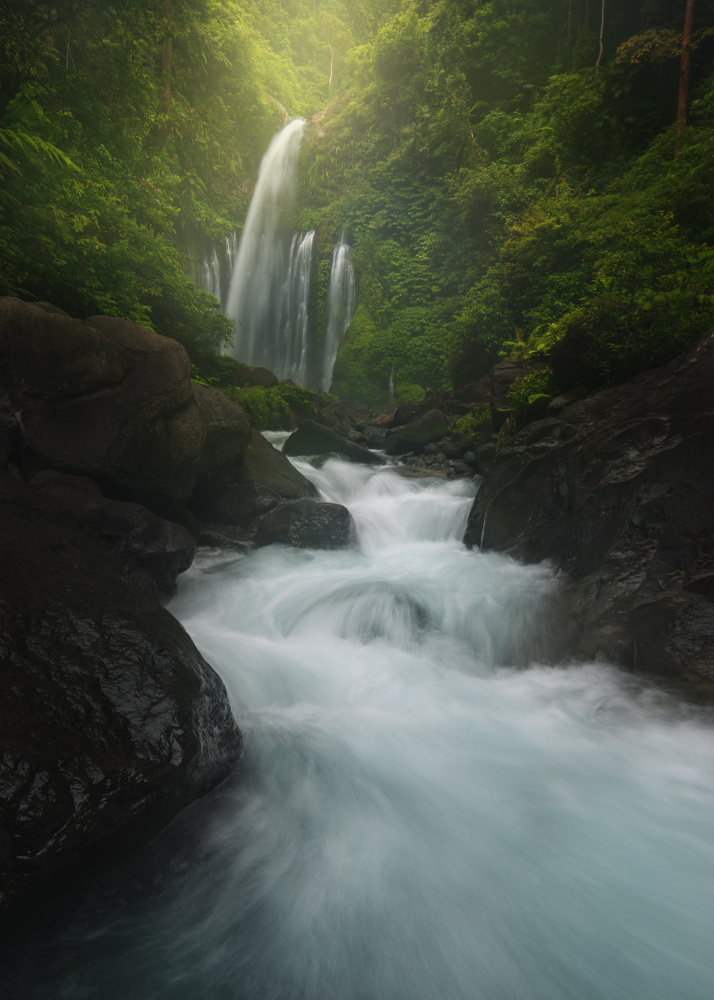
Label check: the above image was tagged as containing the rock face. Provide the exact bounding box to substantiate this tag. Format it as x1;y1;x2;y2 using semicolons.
192;382;252;491
32;471;196;600
0;472;242;912
255;499;354;549
200;482;282;526
283;419;385;465
239;429;316;499
0;298;205;505
384;409;449;456
465;332;714;688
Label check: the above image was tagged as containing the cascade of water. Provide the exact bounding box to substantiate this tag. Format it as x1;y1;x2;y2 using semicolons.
6;452;714;999
277;230;314;388
225;119;309;376
321;238;356;391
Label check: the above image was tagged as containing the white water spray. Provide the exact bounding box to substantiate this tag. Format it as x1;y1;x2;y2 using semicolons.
321;238;355;391
225;119;309;374
10;452;714;1000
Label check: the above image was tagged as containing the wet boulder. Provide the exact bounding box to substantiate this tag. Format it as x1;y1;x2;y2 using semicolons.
465;331;714;689
198;481;282;525
32;470;195;600
239;429;316;499
192;382;251;491
229;362;279;388
0;299;205;505
284;420;385;465
0;471;241;913
384;409;449;456
255;499;354;549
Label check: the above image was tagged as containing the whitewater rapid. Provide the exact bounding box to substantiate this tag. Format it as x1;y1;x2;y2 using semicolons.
5;447;714;999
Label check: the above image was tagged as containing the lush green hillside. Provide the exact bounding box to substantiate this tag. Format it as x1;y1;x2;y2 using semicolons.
2;0;713;387
297;0;714;402
0;0;390;357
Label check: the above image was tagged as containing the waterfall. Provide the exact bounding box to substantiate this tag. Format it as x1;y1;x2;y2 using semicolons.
189;122;358;390
277;230;314;388
321;238;355;391
225;119;309;377
191;231;238;311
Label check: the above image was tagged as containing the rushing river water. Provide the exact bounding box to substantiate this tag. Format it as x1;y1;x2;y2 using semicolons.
4;447;714;999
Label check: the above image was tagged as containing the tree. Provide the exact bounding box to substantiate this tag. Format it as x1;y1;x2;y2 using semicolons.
675;0;696;155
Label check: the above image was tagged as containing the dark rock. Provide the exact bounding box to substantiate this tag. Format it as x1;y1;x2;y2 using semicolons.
32;471;195;600
444;376;491;406
315;400;371;437
0;299;206;505
465;332;714;689
475;442;497;468
363;425;388;446
197;526;254;552
0;472;241;912
192;382;251;489
255;499;353;549
463;451;477;468
284;420;385;465
230;362;279;388
200;481;281;525
384;409;449;456
545;386;587;416
239;429;316;499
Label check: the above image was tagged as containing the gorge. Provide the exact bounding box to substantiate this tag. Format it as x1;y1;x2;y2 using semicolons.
2;1;714;996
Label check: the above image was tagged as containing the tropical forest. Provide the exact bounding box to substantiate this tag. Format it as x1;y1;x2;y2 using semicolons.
2;1;714;998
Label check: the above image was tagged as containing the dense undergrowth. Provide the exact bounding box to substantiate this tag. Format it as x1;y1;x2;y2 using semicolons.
297;0;714;402
0;0;389;359
2;1;713;390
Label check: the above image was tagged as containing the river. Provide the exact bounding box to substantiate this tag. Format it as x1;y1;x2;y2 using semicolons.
4;443;714;999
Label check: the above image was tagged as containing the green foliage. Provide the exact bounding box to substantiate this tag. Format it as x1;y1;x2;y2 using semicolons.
450;408;490;443
222;382;336;430
506;368;556;426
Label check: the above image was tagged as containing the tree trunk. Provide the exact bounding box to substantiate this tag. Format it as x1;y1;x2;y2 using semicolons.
675;0;696;156
595;0;605;72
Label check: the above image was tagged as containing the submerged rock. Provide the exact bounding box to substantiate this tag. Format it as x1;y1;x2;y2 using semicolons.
0;472;241;913
255;499;353;549
466;331;714;689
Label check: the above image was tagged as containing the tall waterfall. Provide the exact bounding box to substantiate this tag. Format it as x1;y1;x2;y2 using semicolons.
321;238;355;391
225;119;310;377
189;120;358;389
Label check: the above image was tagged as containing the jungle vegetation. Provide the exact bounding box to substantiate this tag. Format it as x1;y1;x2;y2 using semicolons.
2;0;713;393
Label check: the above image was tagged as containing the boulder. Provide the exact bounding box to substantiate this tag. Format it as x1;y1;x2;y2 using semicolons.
192;382;251;490
255;499;354;549
384;409;449;456
199;481;282;525
0;299;206;505
465;331;714;689
239;429;316;499
0;471;241;912
230;362;279;388
32;471;195;600
284;420;385;465
315;400;370;438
